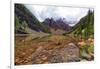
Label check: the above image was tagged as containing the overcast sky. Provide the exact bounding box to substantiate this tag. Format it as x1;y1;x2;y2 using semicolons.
25;4;92;26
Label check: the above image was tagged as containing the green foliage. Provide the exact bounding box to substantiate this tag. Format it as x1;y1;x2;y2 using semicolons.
88;45;94;54
72;10;94;40
15;15;20;31
80;45;94;60
21;21;28;30
15;15;28;33
40;22;51;33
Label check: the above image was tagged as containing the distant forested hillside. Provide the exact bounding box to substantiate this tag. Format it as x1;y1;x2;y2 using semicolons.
64;10;94;40
15;4;51;34
73;10;94;39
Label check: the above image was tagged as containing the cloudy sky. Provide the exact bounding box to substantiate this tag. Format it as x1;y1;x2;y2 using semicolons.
25;4;92;26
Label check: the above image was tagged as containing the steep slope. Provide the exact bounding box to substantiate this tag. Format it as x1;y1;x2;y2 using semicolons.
73;10;94;39
66;10;94;39
15;4;51;34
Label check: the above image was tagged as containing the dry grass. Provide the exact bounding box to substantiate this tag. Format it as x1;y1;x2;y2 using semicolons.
15;35;94;65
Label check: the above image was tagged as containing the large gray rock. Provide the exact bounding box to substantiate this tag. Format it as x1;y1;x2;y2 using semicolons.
32;43;80;64
49;43;80;63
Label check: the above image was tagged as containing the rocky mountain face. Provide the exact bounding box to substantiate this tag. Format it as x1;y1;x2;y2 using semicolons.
43;18;71;31
15;4;73;35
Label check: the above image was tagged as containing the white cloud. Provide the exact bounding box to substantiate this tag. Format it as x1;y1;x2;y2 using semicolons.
25;5;90;23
